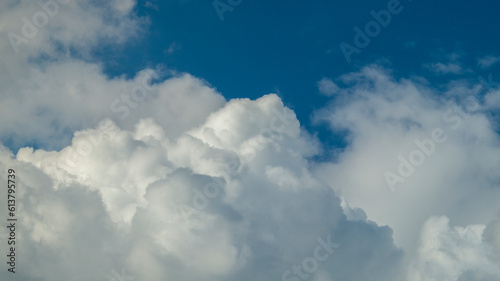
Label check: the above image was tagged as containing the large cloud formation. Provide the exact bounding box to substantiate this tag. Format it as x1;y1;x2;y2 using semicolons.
1;97;404;281
0;1;499;281
314;67;500;280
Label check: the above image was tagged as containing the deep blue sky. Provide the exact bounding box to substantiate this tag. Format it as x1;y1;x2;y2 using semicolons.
94;0;500;153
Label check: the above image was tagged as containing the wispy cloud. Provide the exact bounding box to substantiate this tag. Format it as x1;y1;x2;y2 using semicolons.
424;51;469;75
424;61;463;75
477;55;500;69
317;77;340;96
165;41;181;55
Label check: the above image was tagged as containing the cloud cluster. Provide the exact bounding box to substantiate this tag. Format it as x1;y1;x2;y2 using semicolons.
314;65;500;280
1;95;404;280
1;1;499;280
1;0;143;55
408;216;500;281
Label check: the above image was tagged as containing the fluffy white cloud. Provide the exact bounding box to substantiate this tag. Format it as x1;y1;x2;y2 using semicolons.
0;97;404;280
314;65;500;280
408;216;500;281
0;0;145;56
0;59;226;150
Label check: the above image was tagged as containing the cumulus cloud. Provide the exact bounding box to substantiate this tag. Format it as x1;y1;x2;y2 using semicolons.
1;97;404;281
408;216;500;281
0;7;407;273
313;65;500;280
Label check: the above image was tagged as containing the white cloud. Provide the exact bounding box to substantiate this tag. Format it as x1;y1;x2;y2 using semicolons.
484;89;500;109
425;62;463;75
0;23;406;277
1;100;404;280
408;216;500;281
0;59;226;150
317;78;340;96
313;65;500;280
477;55;500;69
0;0;146;56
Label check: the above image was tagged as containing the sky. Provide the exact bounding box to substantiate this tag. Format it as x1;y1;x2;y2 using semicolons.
0;0;500;280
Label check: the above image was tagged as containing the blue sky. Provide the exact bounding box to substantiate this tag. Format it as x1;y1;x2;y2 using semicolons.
94;0;500;153
2;1;500;280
